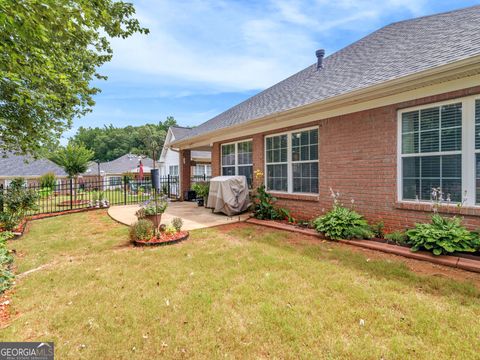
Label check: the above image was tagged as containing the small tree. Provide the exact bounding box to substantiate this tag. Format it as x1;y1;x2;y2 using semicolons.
50;144;94;203
39;172;57;189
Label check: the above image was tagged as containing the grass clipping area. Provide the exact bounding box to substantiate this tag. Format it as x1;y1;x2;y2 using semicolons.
2;210;480;359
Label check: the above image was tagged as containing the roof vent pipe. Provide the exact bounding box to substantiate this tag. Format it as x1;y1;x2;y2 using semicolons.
315;49;325;70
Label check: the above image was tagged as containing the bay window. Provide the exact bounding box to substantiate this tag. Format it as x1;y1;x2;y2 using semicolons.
399;96;480;206
221;140;253;186
265;127;319;194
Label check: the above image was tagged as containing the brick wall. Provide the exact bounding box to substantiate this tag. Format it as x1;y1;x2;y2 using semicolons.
211;86;480;231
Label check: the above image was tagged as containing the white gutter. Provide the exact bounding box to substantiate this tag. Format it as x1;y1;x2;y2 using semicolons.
172;56;480;149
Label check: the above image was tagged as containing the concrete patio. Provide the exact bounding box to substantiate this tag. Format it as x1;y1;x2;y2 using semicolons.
108;201;251;230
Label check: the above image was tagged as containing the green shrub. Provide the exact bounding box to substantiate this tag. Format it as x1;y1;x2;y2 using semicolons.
0;212;21;231
171;217;183;232
313;206;373;240
192;182;210;198
0;231;14;294
253;184;293;221
406;214;480;256
129;219;155;242
385;231;408;246
39;172;56;189
1;177;39;216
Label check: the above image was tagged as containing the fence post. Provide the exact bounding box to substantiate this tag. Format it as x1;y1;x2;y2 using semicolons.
167;175;171;198
203;174;206;181
124;176;127;205
0;184;3;213
69;178;73;210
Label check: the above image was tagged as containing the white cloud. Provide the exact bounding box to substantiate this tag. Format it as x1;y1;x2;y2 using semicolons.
103;0;431;93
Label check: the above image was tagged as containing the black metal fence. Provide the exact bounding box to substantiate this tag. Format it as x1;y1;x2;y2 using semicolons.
0;175;182;216
191;174;212;184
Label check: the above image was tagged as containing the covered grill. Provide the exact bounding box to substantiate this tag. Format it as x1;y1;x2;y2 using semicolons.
206;176;251;216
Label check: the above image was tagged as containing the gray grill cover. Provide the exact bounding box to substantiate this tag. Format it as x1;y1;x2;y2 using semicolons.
207;176;251;216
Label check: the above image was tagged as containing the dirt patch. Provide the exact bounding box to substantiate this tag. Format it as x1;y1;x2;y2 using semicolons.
219;222;480;288
0;292;15;328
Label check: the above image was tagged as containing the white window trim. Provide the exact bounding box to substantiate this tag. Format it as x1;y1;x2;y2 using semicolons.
264;126;319;195
397;95;479;206
221;139;253;176
169;165;179;176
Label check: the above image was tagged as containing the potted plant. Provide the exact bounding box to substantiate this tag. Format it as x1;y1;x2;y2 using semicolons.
136;194;168;230
192;182;210;207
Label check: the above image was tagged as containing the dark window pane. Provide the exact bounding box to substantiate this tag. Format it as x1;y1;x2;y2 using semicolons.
222;167;235;176
421;156;440;178
421;178;441;200
403;157;420;178
266;164;287;192
442;179;462;202
420;130;439;153
292;147;300;162
441;127;461;151
402;111;419;133
238;165;253;188
441;103;462;128
402;132;419;154
420;107;439;131
442;155;461;178
403;179;420;200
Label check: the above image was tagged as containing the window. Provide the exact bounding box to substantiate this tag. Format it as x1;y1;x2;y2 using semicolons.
401;103;462;202
398;97;480;206
221;140;253;186
169;165;179;176
265;127;319;194
193;164;211;177
108;176;122;187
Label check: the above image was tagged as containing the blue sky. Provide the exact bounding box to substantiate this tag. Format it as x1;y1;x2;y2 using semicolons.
66;0;480;139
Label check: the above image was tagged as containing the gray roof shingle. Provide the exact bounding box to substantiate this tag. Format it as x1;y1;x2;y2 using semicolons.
170;126;195;141
181;6;480;141
85;154;159;175
0;154;67;177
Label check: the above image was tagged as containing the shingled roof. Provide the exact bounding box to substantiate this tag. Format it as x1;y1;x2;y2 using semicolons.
180;5;480;141
0;153;67;177
166;127;211;160
84;154;159;175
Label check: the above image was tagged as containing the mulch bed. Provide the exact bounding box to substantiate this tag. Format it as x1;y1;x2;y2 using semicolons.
133;231;189;246
0;293;12;328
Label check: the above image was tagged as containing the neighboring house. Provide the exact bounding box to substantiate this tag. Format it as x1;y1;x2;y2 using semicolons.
83;153;159;187
0;153;67;187
159;126;211;178
172;6;480;230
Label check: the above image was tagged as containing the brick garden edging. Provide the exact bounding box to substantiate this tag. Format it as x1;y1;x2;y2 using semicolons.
245;218;480;274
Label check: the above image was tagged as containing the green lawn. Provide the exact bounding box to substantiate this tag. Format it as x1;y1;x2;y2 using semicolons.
2;211;480;359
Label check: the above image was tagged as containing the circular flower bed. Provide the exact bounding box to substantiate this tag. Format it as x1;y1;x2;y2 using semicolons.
133;231;189;246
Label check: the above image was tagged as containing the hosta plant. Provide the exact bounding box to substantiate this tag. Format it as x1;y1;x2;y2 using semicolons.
406;214;480;255
313;206;373;240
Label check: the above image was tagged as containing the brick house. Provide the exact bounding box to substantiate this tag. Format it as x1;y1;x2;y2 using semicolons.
172;6;480;230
